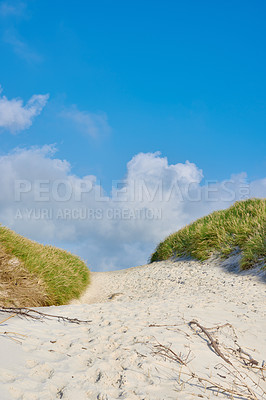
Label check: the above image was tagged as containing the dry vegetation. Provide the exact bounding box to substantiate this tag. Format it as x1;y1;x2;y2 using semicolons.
0;246;49;307
0;225;90;306
149;318;266;399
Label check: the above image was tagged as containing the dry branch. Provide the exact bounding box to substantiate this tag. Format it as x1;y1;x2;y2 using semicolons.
236;347;259;367
0;307;91;324
148;319;265;399
189;320;232;365
152;341;188;365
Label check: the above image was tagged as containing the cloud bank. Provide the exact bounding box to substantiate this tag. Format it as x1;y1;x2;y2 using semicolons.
0;87;49;133
0;146;265;271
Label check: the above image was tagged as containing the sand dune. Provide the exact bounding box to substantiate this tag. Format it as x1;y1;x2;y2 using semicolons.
0;258;265;399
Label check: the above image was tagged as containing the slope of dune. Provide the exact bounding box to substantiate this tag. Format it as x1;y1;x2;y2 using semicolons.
151;198;266;270
0;257;265;400
0;225;90;306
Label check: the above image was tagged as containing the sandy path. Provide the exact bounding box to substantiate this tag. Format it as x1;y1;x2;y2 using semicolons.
0;257;265;400
72;256;265;310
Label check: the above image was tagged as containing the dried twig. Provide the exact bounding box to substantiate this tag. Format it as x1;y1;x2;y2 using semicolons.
236;347;259;366
189;320;232;365
0;314;16;325
149;323;191;338
149;323;183;328
1;331;27;337
152;341;187;365
148;319;265;399
0;312;26;343
0;307;91;324
180;370;259;400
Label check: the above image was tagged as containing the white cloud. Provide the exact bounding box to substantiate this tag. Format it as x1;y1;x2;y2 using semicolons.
61;105;111;138
0;146;265;271
0;87;49;133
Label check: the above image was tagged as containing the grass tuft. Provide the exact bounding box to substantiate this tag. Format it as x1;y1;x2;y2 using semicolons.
0;225;90;306
150;198;266;270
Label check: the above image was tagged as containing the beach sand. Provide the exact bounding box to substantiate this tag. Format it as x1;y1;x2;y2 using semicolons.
0;257;265;399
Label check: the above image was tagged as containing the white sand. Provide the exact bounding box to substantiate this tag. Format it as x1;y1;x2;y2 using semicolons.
0;257;265;399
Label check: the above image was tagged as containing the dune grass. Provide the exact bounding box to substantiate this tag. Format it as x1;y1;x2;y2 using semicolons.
0;225;90;306
150;198;266;270
0;246;50;307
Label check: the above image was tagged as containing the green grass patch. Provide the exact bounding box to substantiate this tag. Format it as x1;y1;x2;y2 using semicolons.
150;198;266;270
0;225;90;305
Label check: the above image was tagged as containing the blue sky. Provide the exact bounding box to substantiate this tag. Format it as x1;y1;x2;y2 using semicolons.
0;0;265;270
